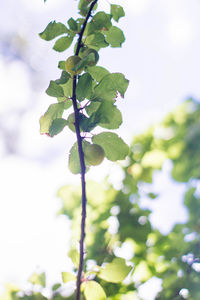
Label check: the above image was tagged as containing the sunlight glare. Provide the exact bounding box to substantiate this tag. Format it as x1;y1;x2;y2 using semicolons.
167;18;194;45
19;0;68;12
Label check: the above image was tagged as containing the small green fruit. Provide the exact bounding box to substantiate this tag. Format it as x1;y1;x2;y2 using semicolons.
80;48;99;66
65;55;83;76
67;112;88;132
84;143;105;166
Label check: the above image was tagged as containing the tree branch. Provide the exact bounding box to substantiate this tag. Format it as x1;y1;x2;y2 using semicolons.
75;0;98;56
71;1;98;299
72;75;86;300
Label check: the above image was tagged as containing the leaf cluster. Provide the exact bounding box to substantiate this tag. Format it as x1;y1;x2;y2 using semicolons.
56;98;200;299
2;98;200;300
39;0;129;174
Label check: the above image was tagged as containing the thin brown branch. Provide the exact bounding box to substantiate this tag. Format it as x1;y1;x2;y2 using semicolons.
71;1;98;300
75;0;98;56
72;75;86;300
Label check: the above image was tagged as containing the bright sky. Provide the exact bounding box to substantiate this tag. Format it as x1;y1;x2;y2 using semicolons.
0;0;200;299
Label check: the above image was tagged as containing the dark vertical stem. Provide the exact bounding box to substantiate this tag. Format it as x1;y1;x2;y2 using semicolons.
72;76;86;300
72;2;98;299
75;0;98;56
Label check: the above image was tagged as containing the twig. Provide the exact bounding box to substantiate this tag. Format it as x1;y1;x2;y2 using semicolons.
71;1;98;299
75;0;98;56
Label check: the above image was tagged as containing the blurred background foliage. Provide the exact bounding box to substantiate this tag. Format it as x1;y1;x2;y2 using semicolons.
2;98;200;300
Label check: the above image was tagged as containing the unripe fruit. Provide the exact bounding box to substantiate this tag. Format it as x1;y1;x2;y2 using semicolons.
65;55;83;76
79;47;99;66
84;143;105;166
67;112;88;132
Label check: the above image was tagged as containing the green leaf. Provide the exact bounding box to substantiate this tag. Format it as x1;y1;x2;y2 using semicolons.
29;272;46;287
79;0;97;17
68;142;81;174
58;60;66;70
68;141;91;174
49;118;68;137
72;57;88;72
148;192;159;199
93;73;129;101
85;101;100;116
68;18;78;32
81;112;100;132
86;101;122;130
46;81;64;97
57;98;72;109
93;78;116;101
68;248;80;268
55;71;70;84
62;272;76;283
105;26;125;47
52;283;61;291
110;5;125;22
76;73;93;101
109;73;129;97
86;66;109;82
82;281;106;300
67;112;89;132
59;78;73;98
78;0;92;12
79;114;90;131
91;12;112;31
53;36;73;52
133;261;152;282
72;53;97;72
39;21;68;41
73;18;85;35
92;132;129;161
98;102;122;129
98;258;132;283
85;33;109;51
39;103;65;134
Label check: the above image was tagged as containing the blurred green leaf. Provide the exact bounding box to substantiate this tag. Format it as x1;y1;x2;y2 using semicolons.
29;272;46;287
52;283;61;291
98;258;132;283
68;248;80;268
148;192;158;199
82;281;106;300
58;61;66;70
62;272;76;283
